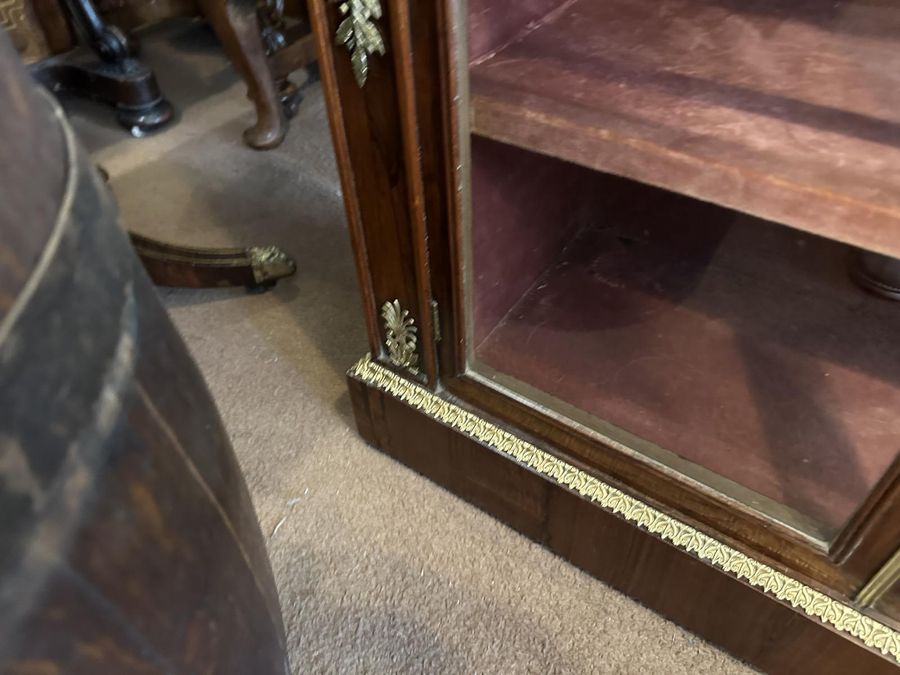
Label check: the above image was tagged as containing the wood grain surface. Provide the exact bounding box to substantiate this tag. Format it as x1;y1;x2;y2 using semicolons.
0;38;288;673
471;0;900;258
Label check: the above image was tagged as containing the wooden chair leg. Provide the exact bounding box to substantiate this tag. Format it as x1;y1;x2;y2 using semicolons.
199;0;286;149
130;233;296;289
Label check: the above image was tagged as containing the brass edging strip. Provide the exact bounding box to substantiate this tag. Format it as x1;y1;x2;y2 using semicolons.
349;354;900;662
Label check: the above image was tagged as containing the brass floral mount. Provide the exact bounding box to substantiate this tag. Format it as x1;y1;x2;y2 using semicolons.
381;299;418;372
334;0;386;87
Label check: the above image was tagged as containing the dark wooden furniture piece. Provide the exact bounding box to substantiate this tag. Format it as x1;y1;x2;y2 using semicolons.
0;34;289;673
95;159;296;289
309;0;900;670
30;0;176;134
9;0;317;147
94;0;317;148
131;232;296;288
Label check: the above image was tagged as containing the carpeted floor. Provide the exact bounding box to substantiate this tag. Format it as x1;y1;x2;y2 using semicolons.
67;20;753;674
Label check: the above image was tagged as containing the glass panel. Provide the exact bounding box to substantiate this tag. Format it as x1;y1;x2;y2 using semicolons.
460;0;900;538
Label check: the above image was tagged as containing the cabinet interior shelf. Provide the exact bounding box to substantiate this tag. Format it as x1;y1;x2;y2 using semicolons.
470;136;900;534
469;0;900;258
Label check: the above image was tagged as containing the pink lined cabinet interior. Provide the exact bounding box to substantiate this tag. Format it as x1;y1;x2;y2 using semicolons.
463;1;900;537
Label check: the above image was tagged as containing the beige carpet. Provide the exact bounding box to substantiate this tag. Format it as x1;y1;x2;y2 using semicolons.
67;20;753;674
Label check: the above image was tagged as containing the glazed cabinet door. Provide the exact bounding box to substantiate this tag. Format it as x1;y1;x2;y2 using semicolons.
430;0;900;620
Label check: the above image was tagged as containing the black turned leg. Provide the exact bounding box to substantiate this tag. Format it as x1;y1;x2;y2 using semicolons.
257;1;306;119
32;0;173;135
61;0;132;61
265;17;318;119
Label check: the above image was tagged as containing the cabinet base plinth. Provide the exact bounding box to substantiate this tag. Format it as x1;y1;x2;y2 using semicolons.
347;354;900;674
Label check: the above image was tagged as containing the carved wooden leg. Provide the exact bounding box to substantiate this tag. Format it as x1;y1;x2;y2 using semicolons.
199;0;286;149
130;233;296;289
92;167;295;289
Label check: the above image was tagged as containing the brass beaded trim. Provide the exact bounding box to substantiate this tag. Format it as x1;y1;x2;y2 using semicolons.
349;354;900;663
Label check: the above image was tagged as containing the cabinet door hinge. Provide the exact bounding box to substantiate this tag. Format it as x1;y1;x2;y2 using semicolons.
431;300;441;343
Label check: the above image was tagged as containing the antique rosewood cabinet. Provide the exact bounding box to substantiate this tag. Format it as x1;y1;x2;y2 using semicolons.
309;0;900;670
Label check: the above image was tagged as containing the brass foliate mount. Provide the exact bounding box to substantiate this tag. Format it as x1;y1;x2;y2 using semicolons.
248;245;296;285
381;299;418;373
334;0;386;87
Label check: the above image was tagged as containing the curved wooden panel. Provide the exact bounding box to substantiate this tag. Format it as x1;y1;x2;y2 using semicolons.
0;34;288;675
